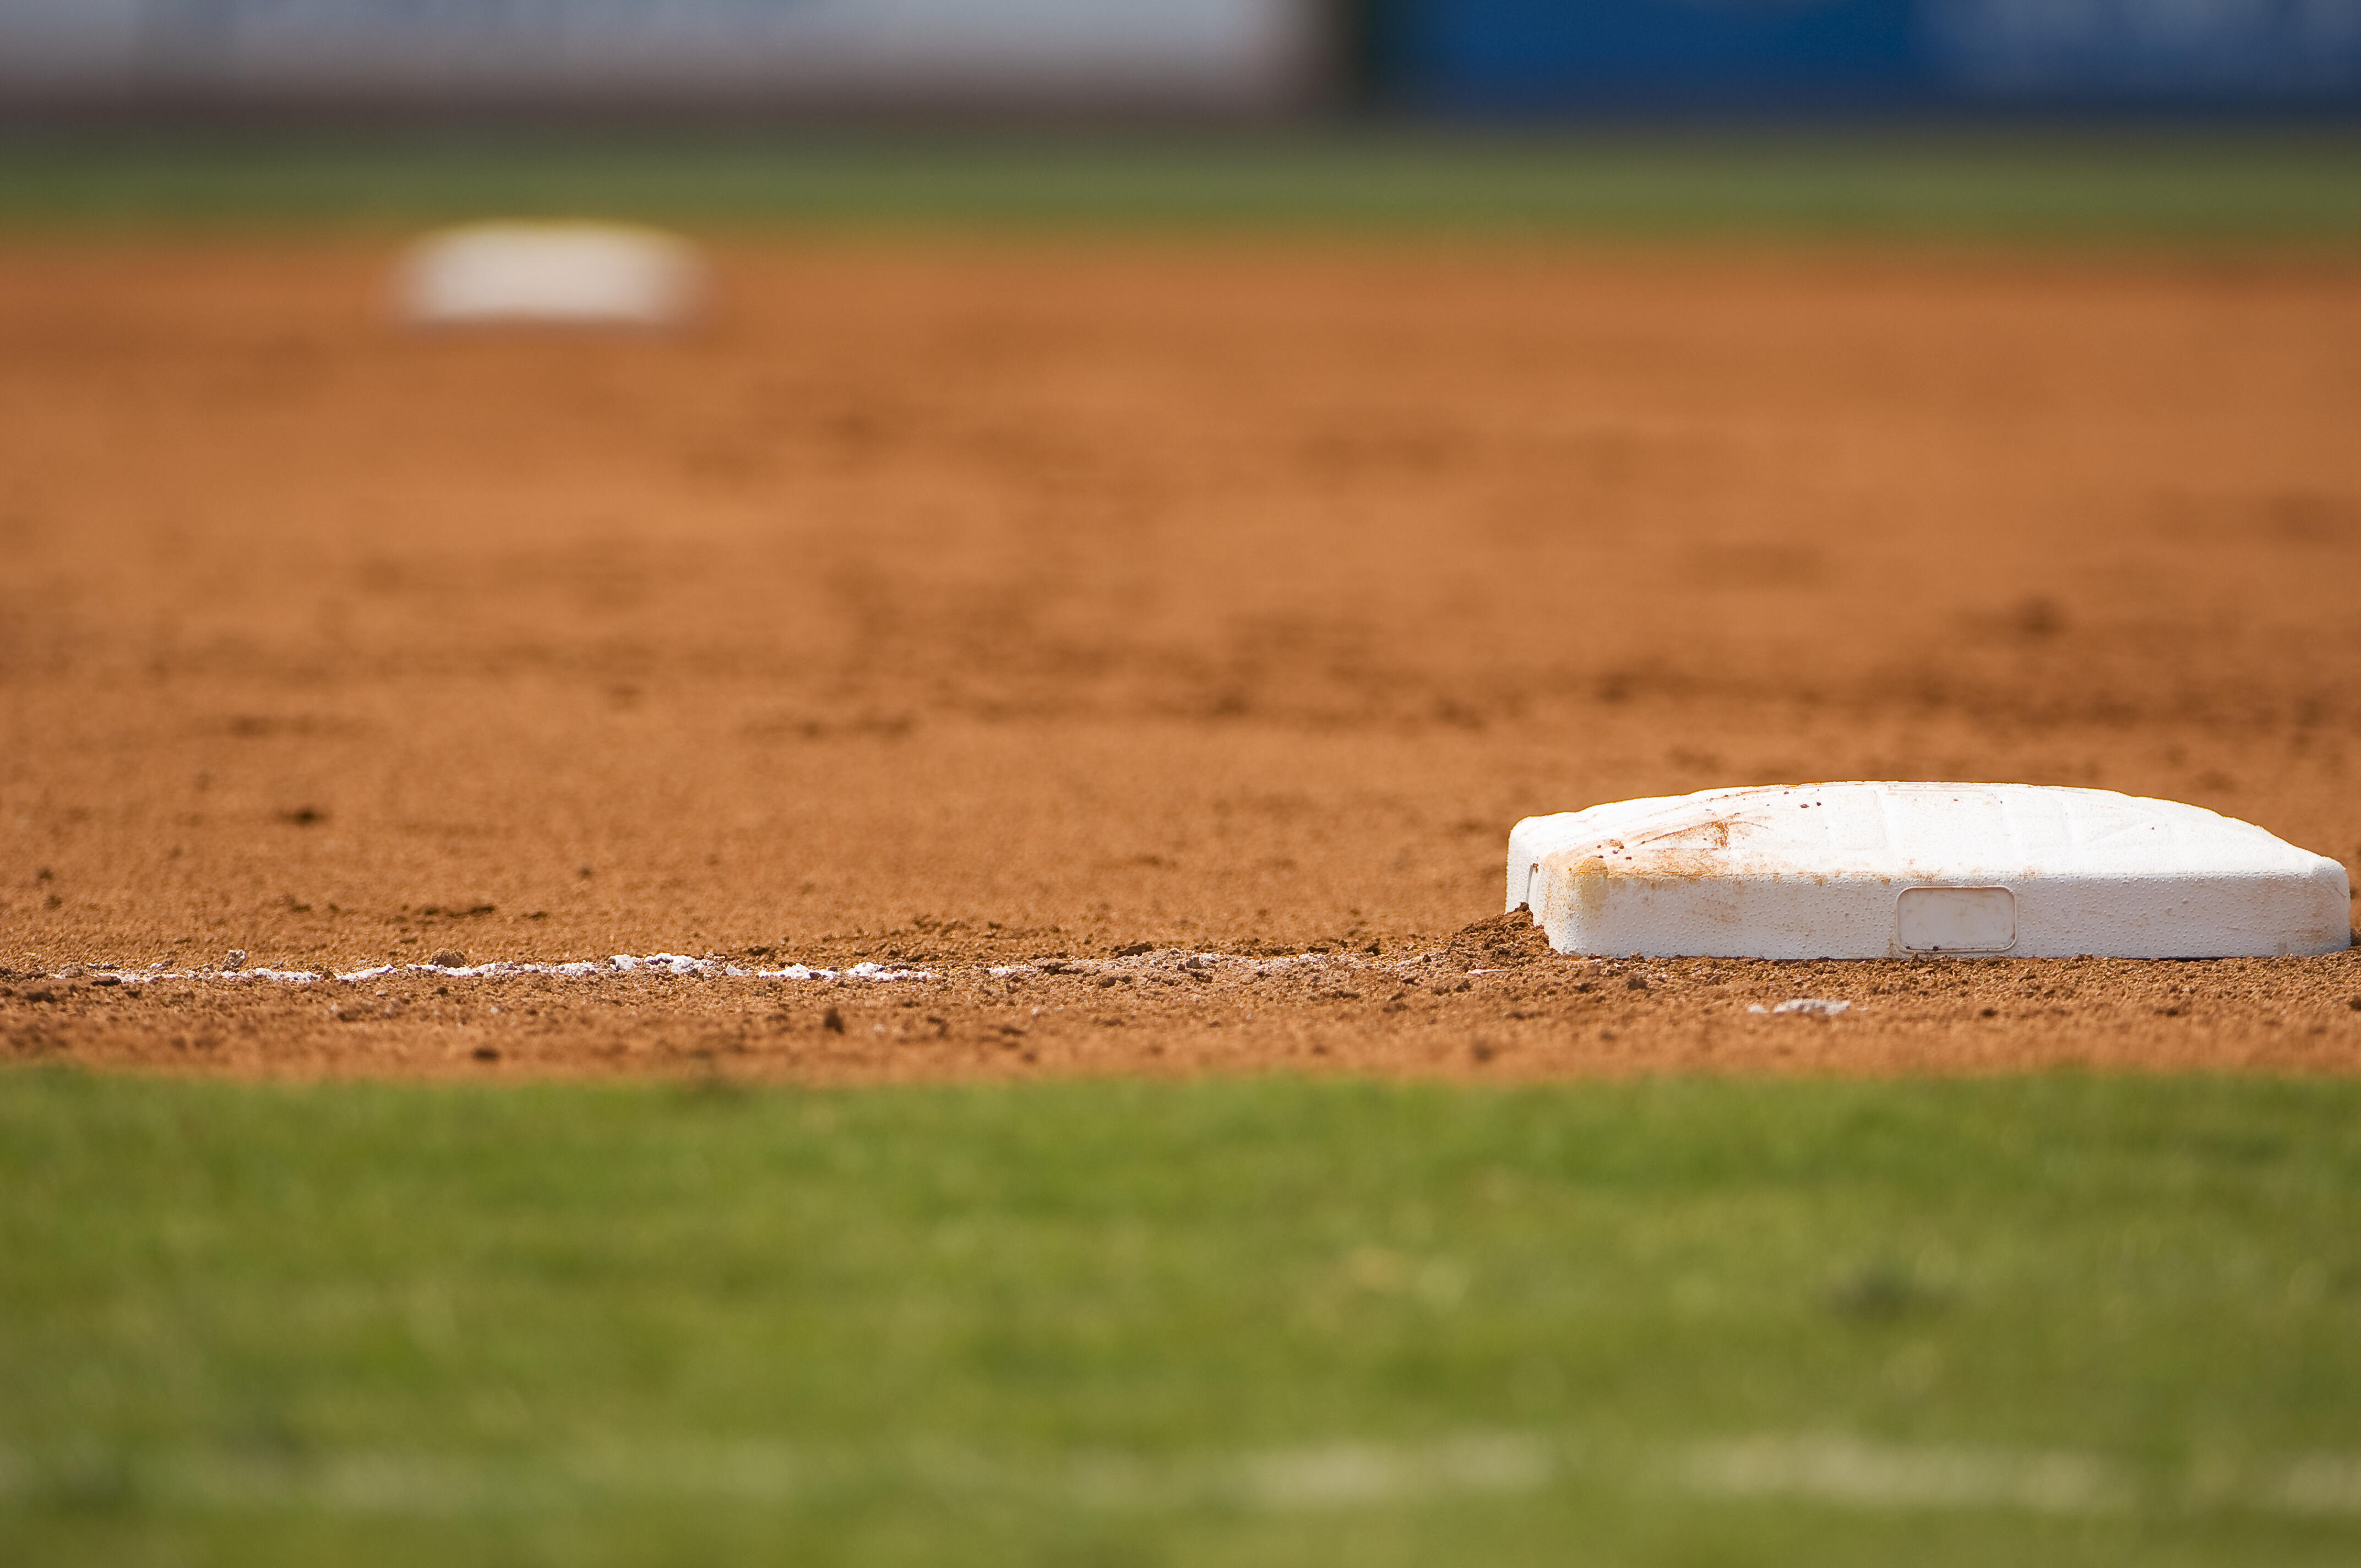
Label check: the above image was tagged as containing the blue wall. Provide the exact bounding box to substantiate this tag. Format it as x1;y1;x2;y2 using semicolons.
1374;0;2361;113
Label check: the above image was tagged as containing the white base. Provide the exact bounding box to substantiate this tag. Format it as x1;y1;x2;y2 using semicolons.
1509;783;2351;960
395;223;704;328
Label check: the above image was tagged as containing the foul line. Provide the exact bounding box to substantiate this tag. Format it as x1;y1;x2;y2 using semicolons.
41;953;939;987
31;949;1403;989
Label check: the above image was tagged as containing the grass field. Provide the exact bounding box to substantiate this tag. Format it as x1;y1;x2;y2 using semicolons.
7;1070;2361;1565
3;126;2360;237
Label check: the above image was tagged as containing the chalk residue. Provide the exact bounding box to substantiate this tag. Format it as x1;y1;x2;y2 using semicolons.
38;946;1416;990
1748;998;1854;1017
45;954;936;987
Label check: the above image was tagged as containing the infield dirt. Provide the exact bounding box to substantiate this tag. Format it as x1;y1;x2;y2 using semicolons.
3;236;2358;1077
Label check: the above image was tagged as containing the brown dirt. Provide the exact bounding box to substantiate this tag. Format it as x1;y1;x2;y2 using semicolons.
3;235;2359;1079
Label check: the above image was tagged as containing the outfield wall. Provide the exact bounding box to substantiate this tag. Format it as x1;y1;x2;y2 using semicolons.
1372;0;2361;112
3;0;2357;116
0;0;1329;115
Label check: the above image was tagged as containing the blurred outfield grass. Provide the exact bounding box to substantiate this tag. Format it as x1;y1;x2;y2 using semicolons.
6;1069;2361;1566
2;127;2360;238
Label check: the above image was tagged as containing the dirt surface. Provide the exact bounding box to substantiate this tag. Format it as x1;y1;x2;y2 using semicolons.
3;236;2358;1078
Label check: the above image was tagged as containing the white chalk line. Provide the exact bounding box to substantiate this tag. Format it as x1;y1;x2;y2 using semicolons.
34;949;1403;989
4;1431;2355;1521
27;951;1868;1018
34;953;937;987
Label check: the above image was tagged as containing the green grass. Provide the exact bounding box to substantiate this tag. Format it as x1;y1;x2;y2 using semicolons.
5;127;2361;239
5;1069;2361;1565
